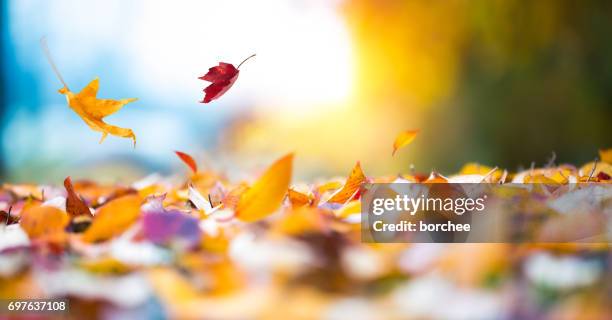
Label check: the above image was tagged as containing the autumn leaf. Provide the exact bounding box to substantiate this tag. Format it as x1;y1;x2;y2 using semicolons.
175;151;198;174
83;194;142;242
326;162;367;204
600;148;612;164
59;78;138;146
64;176;92;218
236;153;293;222
41;39;138;146
199;54;255;103
20;205;69;239
142;209;201;249
288;189;312;208
392;129;419;156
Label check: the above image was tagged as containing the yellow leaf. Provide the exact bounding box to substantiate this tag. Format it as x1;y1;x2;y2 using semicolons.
272;207;326;235
580;161;612;181
335;200;361;219
327;162;367;204
392;129;419;156
83;194;142;242
20;205;69;239
236;154;293;222
600;148;612;164
59;78;138;146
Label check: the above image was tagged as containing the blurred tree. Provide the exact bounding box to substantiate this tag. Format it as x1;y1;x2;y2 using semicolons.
344;0;612;172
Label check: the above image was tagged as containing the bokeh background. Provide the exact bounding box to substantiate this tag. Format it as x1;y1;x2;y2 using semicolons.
1;0;611;183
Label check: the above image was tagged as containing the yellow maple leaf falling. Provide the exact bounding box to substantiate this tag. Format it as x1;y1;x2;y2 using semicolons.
42;38;138;146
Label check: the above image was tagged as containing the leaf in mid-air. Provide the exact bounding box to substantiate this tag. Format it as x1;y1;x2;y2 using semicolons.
175;151;198;174
392;129;419;156
199;54;255;103
59;78;138;146
41;39;138;146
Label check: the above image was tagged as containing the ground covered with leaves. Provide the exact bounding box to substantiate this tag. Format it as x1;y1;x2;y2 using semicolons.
0;151;611;319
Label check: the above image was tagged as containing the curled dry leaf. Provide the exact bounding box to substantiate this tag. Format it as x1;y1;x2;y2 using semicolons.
83;194;142;242
199;54;256;103
236;153;293;222
326;162;367;204
64;176;92;218
392;129;419;156
175;151;198;174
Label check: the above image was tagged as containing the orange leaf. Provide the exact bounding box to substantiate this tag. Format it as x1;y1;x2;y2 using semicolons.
236;153;293;222
288;189;312;208
392;129;419;156
600;148;612;164
64;176;92;218
83;194;142;242
20;205;69;239
175;151;198;174
327;162;367;204
59;78;138;146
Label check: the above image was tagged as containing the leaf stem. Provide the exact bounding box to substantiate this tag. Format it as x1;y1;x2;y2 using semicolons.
40;37;69;90
237;54;256;69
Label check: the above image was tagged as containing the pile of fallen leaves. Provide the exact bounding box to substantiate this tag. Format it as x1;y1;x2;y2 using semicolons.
0;149;611;319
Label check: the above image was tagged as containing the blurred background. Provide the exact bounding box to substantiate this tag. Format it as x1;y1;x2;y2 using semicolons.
1;0;611;183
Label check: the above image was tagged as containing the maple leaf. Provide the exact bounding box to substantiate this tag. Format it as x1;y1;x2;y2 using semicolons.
41;38;138;146
198;54;255;103
392;129;419;156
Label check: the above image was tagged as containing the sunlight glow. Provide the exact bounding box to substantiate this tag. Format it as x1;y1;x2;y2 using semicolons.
127;0;353;112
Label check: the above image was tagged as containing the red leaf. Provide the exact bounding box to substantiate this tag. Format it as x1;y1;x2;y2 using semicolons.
175;151;198;173
64;176;92;218
198;54;255;103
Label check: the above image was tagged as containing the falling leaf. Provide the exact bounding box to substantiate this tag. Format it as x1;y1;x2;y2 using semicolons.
83;195;142;242
326;162;367;204
600;148;612;164
236;153;293;222
198;54;255;103
41;39;137;145
392;129;419;156
64;176;92;218
20;205;69;239
59;79;138;146
175;151;198;174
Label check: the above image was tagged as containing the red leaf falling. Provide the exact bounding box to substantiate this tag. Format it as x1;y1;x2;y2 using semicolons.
198;54;255;103
175;151;198;174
